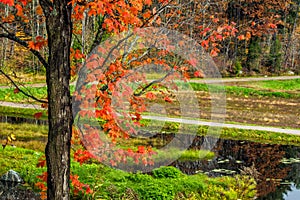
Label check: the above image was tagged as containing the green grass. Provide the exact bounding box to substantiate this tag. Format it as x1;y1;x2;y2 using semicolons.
0;79;299;103
0;146;45;188
0;146;256;200
0;86;47;103
0;123;48;152
0;106;48;120
138;119;300;146
165;149;215;161
0;85;75;103
187;82;299;98
251;78;300;91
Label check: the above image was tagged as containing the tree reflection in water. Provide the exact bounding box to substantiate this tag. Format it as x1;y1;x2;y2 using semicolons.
152;134;300;199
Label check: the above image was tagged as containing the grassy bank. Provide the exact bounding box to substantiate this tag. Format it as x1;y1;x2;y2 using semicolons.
187;82;300;98
0;73;45;86
1;117;300;154
0;106;48;120
0;86;48;103
0;146;256;199
242;78;300;91
0;79;299;103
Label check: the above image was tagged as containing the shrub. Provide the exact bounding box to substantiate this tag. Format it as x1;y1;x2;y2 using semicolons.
136;180;175;200
234;60;243;75
152;166;182;178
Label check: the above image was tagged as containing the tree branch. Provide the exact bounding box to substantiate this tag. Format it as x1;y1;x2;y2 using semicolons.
89;15;107;52
0;69;48;104
134;69;175;96
0;33;49;69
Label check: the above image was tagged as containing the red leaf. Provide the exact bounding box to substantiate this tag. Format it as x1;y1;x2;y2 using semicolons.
34;112;43;119
269;23;277;29
37;171;48;182
18;0;27;6
164;96;172;103
15;4;23;16
37;156;46;168
201;40;209;49
137;146;145;154
215;34;223;41
28;36;47;50
14;88;19;94
187;58;198;67
212;18;219;23
145;92;156;100
237;35;245;40
74;49;84;60
210;49;218;57
245;32;251;41
0;0;14;6
194;71;203;78
74;149;94;165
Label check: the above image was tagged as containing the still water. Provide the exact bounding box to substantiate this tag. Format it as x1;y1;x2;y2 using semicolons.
0;115;47;125
168;135;300;200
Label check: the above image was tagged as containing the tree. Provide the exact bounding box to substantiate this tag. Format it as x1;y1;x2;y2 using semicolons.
266;34;282;73
1;0;73;198
0;0;175;198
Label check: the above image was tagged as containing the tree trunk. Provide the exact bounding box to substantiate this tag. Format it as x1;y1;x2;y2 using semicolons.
42;0;73;199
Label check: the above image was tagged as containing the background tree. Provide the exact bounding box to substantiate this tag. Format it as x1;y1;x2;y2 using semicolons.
0;0;165;198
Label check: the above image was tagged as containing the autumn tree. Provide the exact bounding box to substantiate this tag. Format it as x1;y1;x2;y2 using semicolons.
0;0;168;199
159;0;294;75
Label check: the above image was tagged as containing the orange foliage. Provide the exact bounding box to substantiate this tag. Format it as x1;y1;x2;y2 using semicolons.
28;36;47;51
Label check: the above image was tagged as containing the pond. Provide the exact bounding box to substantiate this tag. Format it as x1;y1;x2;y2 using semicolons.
167;135;300;200
1;115;300;199
0;115;47;125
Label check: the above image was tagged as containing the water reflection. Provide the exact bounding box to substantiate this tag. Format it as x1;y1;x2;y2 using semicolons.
0;115;47;125
158;135;300;199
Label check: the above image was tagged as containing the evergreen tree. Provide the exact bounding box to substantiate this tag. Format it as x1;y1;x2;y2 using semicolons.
267;35;282;73
246;37;262;73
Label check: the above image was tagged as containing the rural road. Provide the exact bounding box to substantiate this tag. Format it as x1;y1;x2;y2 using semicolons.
0;75;299;135
1;101;299;135
192;75;300;83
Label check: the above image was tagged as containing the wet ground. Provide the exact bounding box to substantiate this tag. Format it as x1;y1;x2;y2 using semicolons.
161;91;300;129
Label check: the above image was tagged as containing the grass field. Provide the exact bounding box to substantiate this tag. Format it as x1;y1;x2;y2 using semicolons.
0;122;257;199
0;79;299;103
228;78;300;91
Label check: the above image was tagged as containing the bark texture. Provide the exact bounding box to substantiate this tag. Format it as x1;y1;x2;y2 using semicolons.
40;0;73;199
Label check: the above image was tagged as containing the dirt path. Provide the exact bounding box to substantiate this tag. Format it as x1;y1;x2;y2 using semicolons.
143;115;300;135
1;101;299;135
190;75;300;84
0;75;299;135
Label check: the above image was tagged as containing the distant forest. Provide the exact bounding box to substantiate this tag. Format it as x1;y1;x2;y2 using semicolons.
1;0;300;76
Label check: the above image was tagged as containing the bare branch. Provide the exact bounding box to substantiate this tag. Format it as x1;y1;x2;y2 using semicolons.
89;15;107;52
0;23;11;33
134;69;175;96
0;69;48;104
